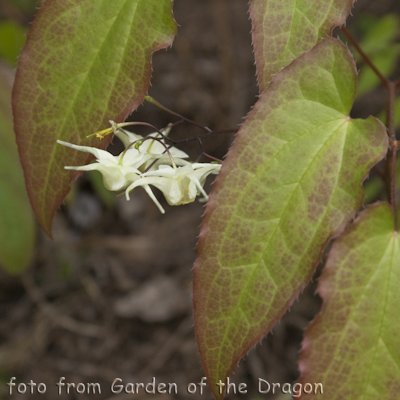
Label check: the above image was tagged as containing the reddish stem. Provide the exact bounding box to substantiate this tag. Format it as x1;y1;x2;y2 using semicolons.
386;83;398;229
340;26;389;88
145;96;212;132
202;153;223;163
341;26;398;228
390;142;398;230
387;83;396;141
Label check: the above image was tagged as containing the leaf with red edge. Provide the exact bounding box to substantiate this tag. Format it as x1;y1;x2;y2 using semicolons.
250;0;354;92
298;203;400;399
12;0;176;237
193;37;388;400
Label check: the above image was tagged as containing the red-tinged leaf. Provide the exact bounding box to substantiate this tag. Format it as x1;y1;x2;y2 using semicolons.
193;37;388;400
250;0;354;92
0;64;35;273
298;203;400;399
12;0;177;237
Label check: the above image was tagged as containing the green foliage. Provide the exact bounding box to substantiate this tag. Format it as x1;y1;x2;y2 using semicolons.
8;0;37;15
299;203;400;398
363;176;385;203
0;67;35;273
12;0;177;236
250;0;354;91
353;14;400;96
193;38;388;399
357;48;400;96
358;14;399;52
0;20;28;66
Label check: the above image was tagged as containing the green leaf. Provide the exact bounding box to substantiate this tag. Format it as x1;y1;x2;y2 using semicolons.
250;0;354;92
193;38;388;400
350;14;400;96
363;176;384;204
299;203;399;399
12;0;177;236
0;65;35;273
359;14;400;55
356;46;400;96
7;0;38;15
0;20;28;66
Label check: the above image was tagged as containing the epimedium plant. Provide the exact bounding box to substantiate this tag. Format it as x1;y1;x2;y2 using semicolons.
11;1;399;400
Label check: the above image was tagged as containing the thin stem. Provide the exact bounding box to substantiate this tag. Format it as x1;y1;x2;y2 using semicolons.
208;128;238;135
386;81;398;230
394;78;400;89
387;82;396;141
120;136;177;169
196;137;204;154
88;120;234;167
87;121;172;143
194;137;223;163
111;121;172;143
202;153;223;163
173;128;237;144
340;26;389;88
390;143;398;230
341;27;399;228
167;119;185;128
143;150;171;173
145;95;212;132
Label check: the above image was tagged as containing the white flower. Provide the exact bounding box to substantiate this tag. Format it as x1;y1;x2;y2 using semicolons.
115;127;189;165
57;129;189;189
125;162;221;213
58;125;189;186
57;126;222;214
57;140;143;191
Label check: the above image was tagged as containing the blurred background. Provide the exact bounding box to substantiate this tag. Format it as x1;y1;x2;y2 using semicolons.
0;0;399;399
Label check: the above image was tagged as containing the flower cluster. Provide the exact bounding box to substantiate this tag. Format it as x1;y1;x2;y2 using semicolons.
57;123;221;213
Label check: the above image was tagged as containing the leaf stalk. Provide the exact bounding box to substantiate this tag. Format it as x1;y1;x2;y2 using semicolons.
340;26;389;88
145;95;212;132
340;26;399;228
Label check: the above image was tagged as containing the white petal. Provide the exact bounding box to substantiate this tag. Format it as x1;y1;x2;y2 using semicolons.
57;140;115;161
115;128;142;148
169;147;189;159
127;176;184;205
140;133;189;159
143;165;178;178
125;180;165;213
118;148;149;168
65;163;139;191
191;164;221;186
142;184;165;214
188;174;209;199
143;156;190;171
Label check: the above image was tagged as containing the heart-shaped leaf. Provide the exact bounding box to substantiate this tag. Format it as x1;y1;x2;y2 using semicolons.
299;203;400;399
193;37;388;399
12;0;177;236
250;0;354;91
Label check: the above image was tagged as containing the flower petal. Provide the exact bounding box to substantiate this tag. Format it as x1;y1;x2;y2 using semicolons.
65;163;140;191
57;140;115;161
125;179;165;213
115;128;143;148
